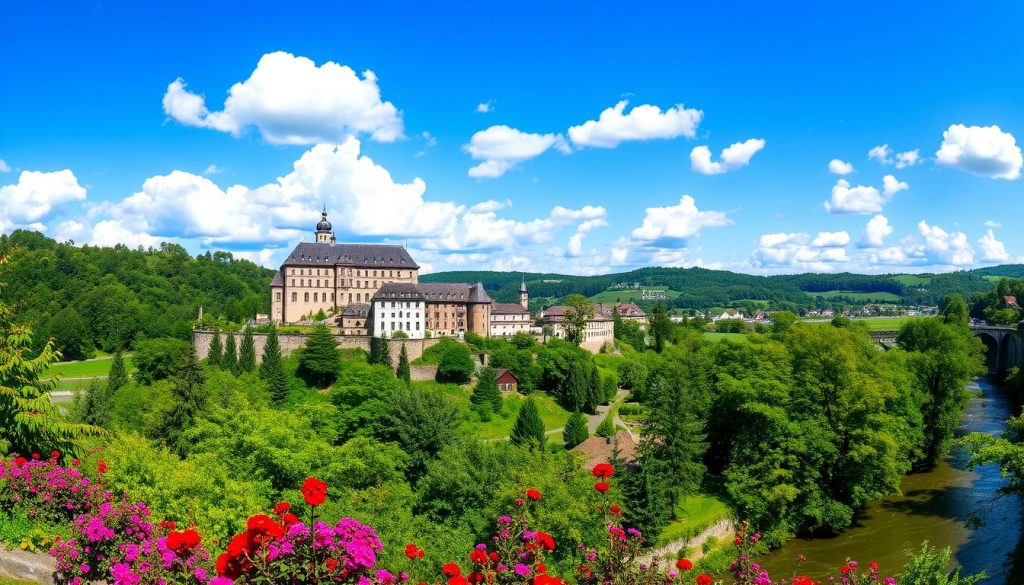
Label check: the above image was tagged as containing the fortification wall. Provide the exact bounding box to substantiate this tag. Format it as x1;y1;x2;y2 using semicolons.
192;329;440;364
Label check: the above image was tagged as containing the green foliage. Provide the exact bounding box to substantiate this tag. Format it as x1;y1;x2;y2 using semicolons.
537;341;601;413
471;367;502;411
601;372;618;403
649;303;674;352
41;306;93;361
960;413;1024;494
259;325;288;404
975;277;1024;325
207;329;223;367
940;294;970;327
620;457;672;542
396;344;411;385
132;337;190;386
158;348;206;457
488;341;540;393
436;341;475;384
238;326;256;373
562;294;594;346
595;415;615;438
900;542;985;585
329;361;404;443
562;411;589;449
510;398;546;449
223;332;238;373
715;318;746;333
296;325;342;388
771;311;797;334
370;336;392;369
378;386;461;480
615;319;647;351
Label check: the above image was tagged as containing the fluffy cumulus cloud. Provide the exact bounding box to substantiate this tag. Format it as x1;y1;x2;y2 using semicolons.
0;160;11;173
895;149;923;169
0;170;87;233
475;101;493;114
859;214;894;247
162;51;403;145
935;124;1022;180
824;175;907;214
630;195;731;246
452;204;606;252
915;221;975;266
828;159;854;175
753;232;849;272
464;125;569;178
868;144;892;165
567;101;703;148
977;229;1010;262
690;138;765;175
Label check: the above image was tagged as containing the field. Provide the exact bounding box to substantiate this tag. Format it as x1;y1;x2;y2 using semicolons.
589;286;680;304
413;380;571;441
657;490;732;546
701;332;749;343
43;355;134;379
805;290;902;302
892;274;932;286
802;316;917;331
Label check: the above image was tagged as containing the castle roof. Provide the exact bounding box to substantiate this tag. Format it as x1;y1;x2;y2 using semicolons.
270;270;284;287
373;282;426;301
467;283;491;303
283;242;418;269
417;283;492;304
492;302;530;315
341;303;371;317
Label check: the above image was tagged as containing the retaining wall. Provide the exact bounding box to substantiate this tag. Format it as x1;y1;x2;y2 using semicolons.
192;329;441;364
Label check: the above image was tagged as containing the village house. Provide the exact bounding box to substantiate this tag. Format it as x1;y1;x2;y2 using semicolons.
595;302;648;327
490;279;532;337
711;308;745;322
571;431;638;469
539;305;614;350
494;368;519;392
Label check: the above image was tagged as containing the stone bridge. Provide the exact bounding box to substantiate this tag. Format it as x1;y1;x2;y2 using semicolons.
972;324;1024;376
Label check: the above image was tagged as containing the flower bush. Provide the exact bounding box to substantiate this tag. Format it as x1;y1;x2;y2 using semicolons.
0;455;904;585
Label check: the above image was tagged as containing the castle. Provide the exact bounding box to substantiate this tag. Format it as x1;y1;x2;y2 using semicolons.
269;212;532;339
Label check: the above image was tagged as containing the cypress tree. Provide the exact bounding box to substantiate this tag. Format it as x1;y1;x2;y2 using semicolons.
223;332;238;373
207;329;223;367
296;325;342;388
396;344;411;385
371;336;392;369
239;326;256;373
563;411;589;449
585;364;601;413
620;458;673;541
259;325;288;404
107;350;128;393
471;367;502;411
161;348;206;457
511;399;546;449
596;415;615;438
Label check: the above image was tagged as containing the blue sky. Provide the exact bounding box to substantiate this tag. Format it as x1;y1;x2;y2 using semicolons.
1;1;1022;274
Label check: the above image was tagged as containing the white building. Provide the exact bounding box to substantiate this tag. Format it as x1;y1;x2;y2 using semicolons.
371;283;426;339
490;278;532;337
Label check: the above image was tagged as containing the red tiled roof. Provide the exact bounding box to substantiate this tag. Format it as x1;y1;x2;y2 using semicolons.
571;431;637;469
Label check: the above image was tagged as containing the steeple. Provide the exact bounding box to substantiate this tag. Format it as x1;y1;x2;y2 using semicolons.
315;206;334;243
519;274;529;310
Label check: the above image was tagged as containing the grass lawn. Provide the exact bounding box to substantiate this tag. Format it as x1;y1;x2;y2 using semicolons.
702;332;749;343
0;577;38;585
657;491;731;546
801;316;921;331
589;286;680;304
805;290;903;302
43;355;134;379
413;380;572;440
892;274;932;286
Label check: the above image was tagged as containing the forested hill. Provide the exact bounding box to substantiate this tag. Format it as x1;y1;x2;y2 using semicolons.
0;230;273;359
422;265;1024;309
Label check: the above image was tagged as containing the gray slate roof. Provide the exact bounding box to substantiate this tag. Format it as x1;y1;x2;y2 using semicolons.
373;282;426;301
270;270;284;287
416;283;491;304
341;303;371;317
283;242;418;269
492;302;530;315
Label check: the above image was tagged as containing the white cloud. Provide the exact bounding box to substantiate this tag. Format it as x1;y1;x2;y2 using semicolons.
0;160;11;173
895;149;922;169
52;220;87;243
983;220;1003;228
977;229;1010;262
630;195;731;245
0;170;87;233
828;159;854;175
566;216;609;256
464;125;569;178
450;205;607;252
868;144;892;165
567;101;703;148
859;214;894;248
916;221;975;266
935;124;1022;180
203;164;223;175
90;219;164;249
421;131;437;146
811;231;851;247
825;175;906;214
162;51;403;145
882;174;909;197
690;138;765;175
475;101;493;114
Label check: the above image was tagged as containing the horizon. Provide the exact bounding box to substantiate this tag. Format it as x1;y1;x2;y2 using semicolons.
2;1;1022;276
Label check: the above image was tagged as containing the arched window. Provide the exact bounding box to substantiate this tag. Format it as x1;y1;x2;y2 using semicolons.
313;292;318;302
304;293;309;302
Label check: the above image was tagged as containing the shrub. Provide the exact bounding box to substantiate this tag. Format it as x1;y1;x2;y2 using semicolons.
133;337;192;386
436;342;475;384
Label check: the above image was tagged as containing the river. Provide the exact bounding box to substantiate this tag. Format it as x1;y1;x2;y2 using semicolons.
759;377;1023;583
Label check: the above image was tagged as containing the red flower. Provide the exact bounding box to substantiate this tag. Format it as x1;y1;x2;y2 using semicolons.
406;544;425;559
227;532;255;557
71;458;80;466
13;456;27;466
50;450;60;459
246;514;285;539
793;578;815;585
470;549;488;564
526;488;541;501
696;574;713;585
301;477;328;506
442;563;462;577
840;566;851;575
273;501;291;515
489;552;500;562
159;520;177;531
676;559;693;571
594;482;610;493
468;573;484;584
733;537;742;545
31;453;40;459
326;558;339;573
534;575;561;585
280;513;300;526
868;562;879;573
608;504;622;517
449;576;469;585
592;463;614;478
535;531;556;551
534;563;546;574
167;528;202;553
97;460;108;473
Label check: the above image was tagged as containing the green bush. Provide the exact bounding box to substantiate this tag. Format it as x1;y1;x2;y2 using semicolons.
436;342;475;384
131;337;191;386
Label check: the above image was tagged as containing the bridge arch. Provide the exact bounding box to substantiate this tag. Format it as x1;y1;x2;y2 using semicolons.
976;331;1004;375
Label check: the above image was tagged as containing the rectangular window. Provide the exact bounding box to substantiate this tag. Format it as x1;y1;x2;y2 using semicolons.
275;292;281;302
304;292;309;302
291;292;297;302
313;292;318;302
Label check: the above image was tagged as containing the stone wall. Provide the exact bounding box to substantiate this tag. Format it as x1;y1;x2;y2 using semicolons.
409;364;438;382
192;329;440;364
0;548;54;584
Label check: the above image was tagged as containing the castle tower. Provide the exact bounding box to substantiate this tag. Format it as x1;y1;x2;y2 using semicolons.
519;275;529;310
315;207;334;244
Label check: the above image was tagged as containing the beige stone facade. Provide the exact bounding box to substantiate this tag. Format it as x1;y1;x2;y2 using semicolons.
418;283;492;338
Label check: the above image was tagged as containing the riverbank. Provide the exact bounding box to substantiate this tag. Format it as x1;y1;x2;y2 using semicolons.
758;376;1024;583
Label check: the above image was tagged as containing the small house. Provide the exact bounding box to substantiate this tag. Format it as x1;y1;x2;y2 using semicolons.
494;368;519;392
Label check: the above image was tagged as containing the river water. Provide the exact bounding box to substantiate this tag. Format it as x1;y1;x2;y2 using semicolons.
759;377;1023;583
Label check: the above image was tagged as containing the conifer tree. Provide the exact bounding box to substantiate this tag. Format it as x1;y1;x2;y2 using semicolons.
595;415;616;438
620;458;673;541
396;344;411;385
107;350;129;393
563;411;589;449
259;325;288;404
586;364;602;413
223;332;238;373
370;336;392;369
296;325;342;388
511;399;546;449
238;326;256;373
160;348;206;457
471;367;502;411
207;329;223;367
